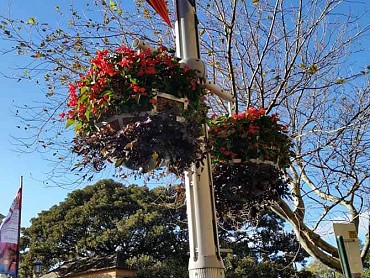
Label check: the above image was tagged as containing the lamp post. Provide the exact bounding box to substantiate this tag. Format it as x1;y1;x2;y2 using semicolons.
175;0;225;277
33;260;42;278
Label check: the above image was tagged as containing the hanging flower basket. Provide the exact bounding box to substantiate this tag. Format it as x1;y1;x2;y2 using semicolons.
208;107;294;222
96;93;189;130
73;111;205;175
208;107;292;167
212;162;290;227
61;45;207;174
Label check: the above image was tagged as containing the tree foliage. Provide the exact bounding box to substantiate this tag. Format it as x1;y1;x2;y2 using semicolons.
220;211;313;277
304;260;341;278
1;0;370;272
20;179;311;277
20;180;189;277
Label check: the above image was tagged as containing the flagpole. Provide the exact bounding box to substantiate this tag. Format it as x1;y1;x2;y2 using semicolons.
174;0;225;277
15;177;23;278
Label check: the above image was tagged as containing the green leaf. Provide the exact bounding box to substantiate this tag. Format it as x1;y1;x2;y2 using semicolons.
307;64;318;75
74;122;82;132
79;93;88;102
115;158;124;167
336;78;345;85
80;86;87;94
65;119;75;129
28;17;37;24
85;110;90;121
109;0;117;11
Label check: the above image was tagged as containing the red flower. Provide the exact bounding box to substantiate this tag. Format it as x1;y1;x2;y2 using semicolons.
145;66;156;75
101;63;117;77
245;107;266;121
237;113;246;120
68;93;78;108
67;110;75;119
77;81;85;88
191;80;198;90
130;84;146;93
97;98;107;105
258;107;266;115
116;45;130;53
271;113;278;123
64;45;206;134
91;83;101;92
158;45;168;52
97;78;107;86
89;94;96;101
77;103;86;115
248;125;260;133
138;65;156;76
118;57;131;68
68;83;77;94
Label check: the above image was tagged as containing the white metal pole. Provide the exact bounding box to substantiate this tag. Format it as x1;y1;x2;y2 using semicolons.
174;0;225;277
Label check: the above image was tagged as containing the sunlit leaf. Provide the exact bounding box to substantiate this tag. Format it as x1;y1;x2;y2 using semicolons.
28;17;37;24
65;119;75;129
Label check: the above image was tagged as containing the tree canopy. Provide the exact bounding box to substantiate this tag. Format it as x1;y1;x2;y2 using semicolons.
20;180;189;277
20;179;312;277
1;0;370;272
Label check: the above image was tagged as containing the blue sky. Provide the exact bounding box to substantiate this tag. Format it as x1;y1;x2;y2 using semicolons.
0;0;177;227
0;0;83;226
1;0;369;232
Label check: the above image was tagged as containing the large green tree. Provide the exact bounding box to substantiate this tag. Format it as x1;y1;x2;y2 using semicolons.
20;180;189;277
220;212;314;277
1;0;370;273
304;260;343;278
20;179;311;277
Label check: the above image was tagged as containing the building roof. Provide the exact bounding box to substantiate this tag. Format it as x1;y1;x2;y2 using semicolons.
41;253;134;278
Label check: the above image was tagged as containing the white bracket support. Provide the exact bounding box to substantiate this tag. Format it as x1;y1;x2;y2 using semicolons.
132;39;155;53
179;58;206;79
205;81;234;103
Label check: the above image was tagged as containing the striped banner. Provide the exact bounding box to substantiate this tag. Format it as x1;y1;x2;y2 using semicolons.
0;186;22;276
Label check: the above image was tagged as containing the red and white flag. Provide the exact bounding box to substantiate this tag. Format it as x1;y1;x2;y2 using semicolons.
146;0;172;27
0;186;22;276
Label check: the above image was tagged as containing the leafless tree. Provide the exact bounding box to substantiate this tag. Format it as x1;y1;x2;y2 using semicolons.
199;0;370;271
1;0;370;272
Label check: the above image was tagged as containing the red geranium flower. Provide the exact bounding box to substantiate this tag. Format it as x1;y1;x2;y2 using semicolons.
208;107;293;168
64;45;206;134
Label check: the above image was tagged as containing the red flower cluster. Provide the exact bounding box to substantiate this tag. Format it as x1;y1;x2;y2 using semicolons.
61;45;206;133
208;107;293;168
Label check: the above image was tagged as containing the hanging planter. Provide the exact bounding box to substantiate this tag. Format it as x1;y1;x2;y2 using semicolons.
208;107;294;222
212;162;290;228
61;45;207;174
96;93;189;130
73;111;205;175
